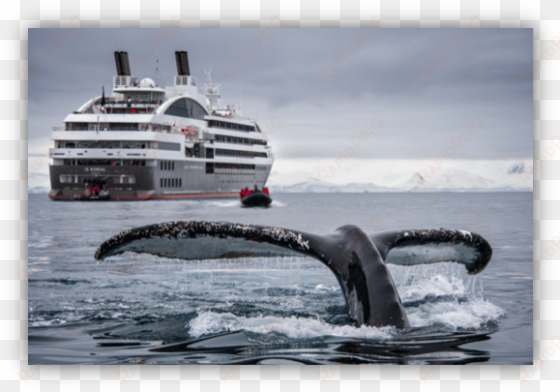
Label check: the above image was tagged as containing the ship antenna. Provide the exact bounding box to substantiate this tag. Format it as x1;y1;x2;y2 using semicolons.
204;68;212;89
154;57;160;87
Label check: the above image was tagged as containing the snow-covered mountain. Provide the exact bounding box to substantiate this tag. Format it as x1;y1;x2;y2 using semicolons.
268;159;532;193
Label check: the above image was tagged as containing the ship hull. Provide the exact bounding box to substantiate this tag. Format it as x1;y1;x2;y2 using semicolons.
49;159;271;201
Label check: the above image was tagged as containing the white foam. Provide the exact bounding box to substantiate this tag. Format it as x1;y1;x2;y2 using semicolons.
188;311;396;340
204;200;241;208
29;318;68;327
400;274;467;302
389;263;505;330
390;263;478;300
407;299;505;329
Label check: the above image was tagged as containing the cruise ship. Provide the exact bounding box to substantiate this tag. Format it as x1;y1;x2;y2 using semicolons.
48;51;274;200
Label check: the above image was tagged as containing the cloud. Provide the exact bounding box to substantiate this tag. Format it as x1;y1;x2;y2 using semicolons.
28;27;532;160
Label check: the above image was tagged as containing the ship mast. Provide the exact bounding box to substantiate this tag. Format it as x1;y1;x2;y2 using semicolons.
154;57;160;87
204;68;221;113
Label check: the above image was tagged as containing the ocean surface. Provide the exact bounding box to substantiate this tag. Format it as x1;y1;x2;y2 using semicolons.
28;192;532;365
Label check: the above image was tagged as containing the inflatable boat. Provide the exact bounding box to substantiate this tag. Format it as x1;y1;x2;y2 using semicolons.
241;191;272;207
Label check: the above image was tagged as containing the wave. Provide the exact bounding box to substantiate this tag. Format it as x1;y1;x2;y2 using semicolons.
188;311;396;340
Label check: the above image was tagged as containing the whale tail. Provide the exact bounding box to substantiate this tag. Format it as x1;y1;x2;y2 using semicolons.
370;228;493;275
95;221;492;328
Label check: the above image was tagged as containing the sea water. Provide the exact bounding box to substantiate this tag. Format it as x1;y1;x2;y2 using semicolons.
28;192;532;365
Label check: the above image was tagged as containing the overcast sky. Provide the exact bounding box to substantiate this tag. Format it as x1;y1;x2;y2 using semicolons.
28;27;532;161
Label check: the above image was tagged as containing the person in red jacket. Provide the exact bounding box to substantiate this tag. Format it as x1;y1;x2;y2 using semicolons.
262;187;269;195
240;187;251;199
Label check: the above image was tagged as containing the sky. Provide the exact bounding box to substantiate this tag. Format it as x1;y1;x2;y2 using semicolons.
28;26;533;169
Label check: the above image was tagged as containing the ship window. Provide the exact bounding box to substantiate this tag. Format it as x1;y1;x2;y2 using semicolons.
158;142;180;151
172;162;175;170
180;179;182;187
165;98;207;120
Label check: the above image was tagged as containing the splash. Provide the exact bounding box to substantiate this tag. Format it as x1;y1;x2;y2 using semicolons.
188;311;396;340
390;263;505;330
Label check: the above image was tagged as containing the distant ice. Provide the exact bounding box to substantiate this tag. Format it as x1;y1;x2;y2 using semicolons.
268;159;533;193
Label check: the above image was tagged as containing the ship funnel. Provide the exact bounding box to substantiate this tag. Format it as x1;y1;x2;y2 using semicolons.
114;51;131;76
175;51;190;76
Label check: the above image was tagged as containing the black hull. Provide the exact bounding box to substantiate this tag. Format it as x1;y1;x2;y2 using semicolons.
241;192;272;207
48;162;270;201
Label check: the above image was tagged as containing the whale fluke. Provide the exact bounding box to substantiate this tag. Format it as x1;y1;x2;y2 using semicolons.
371;228;493;275
95;221;493;328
